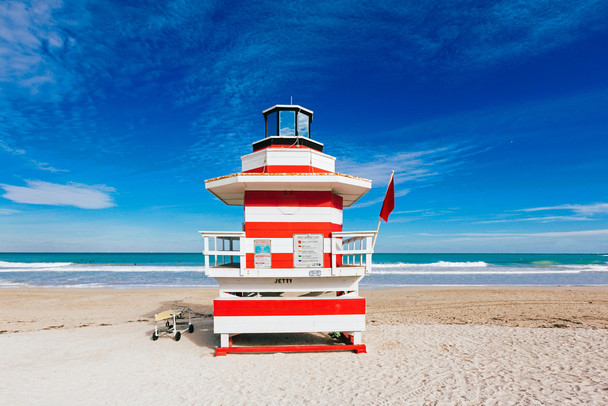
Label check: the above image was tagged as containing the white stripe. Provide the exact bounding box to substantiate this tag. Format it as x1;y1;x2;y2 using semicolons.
241;149;336;172
245;206;343;224
245;238;330;253
213;276;363;291
214;314;365;334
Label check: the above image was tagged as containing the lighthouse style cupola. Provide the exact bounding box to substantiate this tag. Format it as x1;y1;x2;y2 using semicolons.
200;104;376;356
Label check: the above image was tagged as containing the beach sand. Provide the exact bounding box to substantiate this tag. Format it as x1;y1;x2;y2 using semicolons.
1;287;607;404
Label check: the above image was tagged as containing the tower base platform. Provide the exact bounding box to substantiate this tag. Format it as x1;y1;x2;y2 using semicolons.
215;333;366;356
213;297;366;356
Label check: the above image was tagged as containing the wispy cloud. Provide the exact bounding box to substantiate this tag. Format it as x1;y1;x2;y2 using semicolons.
471;202;608;224
0;140;26;155
0;208;20;215
30;160;68;172
337;144;476;188
460;203;608;224
351;189;410;209
0;0;79;99
2;1;607;174
452;1;608;69
1;180;116;209
420;229;608;239
165;1;608;172
476;216;593;224
520;203;608;216
1;135;68;173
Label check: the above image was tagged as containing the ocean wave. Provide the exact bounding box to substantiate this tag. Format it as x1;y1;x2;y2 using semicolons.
0;262;204;273
555;264;608;272
1;282;216;289
372;269;584;275
372;263;608;275
0;261;73;269
0;282;30;288
373;261;489;268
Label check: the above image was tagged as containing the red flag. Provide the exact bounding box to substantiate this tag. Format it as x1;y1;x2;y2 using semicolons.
379;172;394;222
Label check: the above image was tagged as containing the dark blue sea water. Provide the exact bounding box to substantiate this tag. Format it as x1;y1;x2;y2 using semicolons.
1;253;607;288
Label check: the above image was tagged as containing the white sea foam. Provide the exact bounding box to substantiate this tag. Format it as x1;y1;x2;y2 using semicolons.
374;261;489;268
0;262;204;273
556;264;608;272
372;269;584;275
0;261;73;269
37;283;217;289
372;263;608;275
0;282;30;288
1;261;607;277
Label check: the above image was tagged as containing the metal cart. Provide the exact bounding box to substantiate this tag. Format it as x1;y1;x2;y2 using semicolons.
151;308;193;341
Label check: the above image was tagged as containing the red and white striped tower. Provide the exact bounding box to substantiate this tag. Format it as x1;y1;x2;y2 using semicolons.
200;105;375;355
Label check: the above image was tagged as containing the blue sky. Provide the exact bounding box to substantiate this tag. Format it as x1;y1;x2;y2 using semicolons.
1;0;607;253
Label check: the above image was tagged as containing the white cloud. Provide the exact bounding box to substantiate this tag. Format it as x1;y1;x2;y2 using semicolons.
337;145;473;187
0;208;20;215
0;0;77;99
1;180;116;209
351;189;410;209
0;140;26;155
520;203;608;216
464;202;608;225
419;229;608;238
476;215;593;224
30;160;68;172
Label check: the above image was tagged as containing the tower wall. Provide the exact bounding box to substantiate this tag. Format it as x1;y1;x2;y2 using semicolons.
243;190;343;268
241;147;335;174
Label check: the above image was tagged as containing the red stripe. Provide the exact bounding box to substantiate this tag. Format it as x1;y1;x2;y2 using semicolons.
244;191;343;209
245;222;342;238
244;165;332;174
246;253;332;268
216;344;366;356
214;298;365;316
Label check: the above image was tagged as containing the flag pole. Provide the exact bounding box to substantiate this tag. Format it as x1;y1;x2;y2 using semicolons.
372;170;394;249
372;217;382;250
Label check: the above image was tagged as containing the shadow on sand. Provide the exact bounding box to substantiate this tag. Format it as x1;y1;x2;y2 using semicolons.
144;300;349;353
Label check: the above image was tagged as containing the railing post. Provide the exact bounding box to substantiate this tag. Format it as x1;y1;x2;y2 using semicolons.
239;234;246;276
229;238;234;264
221;237;225;265
203;236;210;272
331;235;337;275
365;235;373;274
213;236;217;267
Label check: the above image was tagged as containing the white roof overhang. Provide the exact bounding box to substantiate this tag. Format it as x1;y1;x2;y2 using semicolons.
205;173;371;207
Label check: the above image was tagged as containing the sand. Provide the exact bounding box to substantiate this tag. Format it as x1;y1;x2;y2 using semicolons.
1;287;607;404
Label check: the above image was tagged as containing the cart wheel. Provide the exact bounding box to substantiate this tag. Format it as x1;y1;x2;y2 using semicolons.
174;331;181;341
152;333;158;341
166;321;170;328
188;324;194;333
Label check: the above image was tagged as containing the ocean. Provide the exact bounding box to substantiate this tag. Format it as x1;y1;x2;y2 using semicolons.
0;253;607;288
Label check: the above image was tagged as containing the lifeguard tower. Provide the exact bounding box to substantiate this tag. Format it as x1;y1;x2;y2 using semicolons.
199;104;375;355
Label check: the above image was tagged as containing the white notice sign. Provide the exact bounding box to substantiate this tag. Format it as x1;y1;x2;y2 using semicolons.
293;234;324;268
254;239;271;269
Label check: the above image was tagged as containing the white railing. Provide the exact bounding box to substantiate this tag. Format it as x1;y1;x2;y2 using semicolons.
200;230;376;277
198;231;246;276
331;231;376;275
